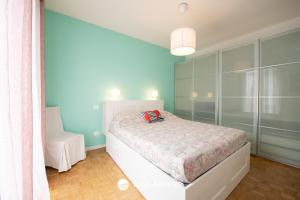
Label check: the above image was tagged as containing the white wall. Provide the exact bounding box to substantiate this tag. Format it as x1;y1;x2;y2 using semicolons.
188;16;300;58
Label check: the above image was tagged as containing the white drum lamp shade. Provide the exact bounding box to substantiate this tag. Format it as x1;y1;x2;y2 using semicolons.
170;27;196;56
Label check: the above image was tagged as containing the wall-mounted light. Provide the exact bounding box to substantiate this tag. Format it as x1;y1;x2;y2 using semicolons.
151;90;159;99
111;88;120;97
207;92;213;98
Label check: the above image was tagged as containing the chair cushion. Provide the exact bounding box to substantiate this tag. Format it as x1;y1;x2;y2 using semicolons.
45;132;86;172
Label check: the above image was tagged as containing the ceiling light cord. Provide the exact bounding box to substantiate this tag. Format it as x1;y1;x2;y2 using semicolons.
178;2;189;13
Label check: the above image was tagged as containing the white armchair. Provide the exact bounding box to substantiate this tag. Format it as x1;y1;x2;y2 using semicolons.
45;107;86;172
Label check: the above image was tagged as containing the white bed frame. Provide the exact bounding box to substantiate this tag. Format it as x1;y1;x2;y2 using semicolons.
104;100;250;200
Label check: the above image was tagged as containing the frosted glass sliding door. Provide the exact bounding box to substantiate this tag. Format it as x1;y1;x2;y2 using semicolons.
193;53;217;124
220;43;258;154
259;30;300;167
174;28;300;166
175;60;193;120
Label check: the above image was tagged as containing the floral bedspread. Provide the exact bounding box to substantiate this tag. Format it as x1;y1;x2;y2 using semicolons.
110;111;247;183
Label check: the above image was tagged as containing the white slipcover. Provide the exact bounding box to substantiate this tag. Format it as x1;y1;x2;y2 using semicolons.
45;107;86;172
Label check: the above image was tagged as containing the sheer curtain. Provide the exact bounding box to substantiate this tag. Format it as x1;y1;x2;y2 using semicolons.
0;0;50;199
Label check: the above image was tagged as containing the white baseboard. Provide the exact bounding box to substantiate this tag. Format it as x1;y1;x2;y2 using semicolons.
85;144;106;151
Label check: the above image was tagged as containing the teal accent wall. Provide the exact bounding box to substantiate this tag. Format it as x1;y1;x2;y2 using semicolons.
45;10;184;147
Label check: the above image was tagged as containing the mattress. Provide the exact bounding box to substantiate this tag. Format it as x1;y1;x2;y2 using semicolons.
109;111;247;183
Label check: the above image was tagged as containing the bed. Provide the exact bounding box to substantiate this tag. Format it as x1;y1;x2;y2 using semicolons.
104;100;250;200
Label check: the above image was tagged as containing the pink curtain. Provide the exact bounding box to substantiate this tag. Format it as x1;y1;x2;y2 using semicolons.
40;0;46;150
22;0;34;199
0;0;50;199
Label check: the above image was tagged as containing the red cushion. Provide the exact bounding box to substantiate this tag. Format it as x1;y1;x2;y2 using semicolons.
142;110;161;123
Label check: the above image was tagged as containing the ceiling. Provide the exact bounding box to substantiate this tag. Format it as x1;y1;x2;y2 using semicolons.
46;0;300;50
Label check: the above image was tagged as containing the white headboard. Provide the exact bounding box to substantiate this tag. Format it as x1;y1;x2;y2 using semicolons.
103;100;164;135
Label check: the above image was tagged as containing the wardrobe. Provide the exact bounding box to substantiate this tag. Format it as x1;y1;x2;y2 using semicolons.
174;29;300;167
